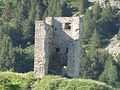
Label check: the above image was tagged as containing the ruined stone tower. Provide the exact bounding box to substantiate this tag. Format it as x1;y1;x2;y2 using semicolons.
34;17;83;78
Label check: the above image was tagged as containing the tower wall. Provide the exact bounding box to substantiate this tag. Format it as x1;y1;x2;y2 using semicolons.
46;17;83;77
34;21;53;78
34;17;83;78
67;17;83;77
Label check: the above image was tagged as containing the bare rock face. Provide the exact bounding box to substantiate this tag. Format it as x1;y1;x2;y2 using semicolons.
105;35;120;58
89;0;120;9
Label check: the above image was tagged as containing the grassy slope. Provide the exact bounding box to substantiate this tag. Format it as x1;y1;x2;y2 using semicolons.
0;72;115;90
0;72;35;90
33;75;115;90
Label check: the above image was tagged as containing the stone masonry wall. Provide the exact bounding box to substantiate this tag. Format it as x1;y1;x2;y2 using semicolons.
46;17;82;77
34;17;83;78
34;21;53;78
67;17;83;77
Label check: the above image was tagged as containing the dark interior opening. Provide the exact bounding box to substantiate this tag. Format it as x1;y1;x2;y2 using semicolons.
66;48;68;53
64;23;71;29
56;48;60;52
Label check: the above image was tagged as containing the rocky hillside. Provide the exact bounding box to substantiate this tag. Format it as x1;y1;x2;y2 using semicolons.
105;35;120;58
88;0;120;8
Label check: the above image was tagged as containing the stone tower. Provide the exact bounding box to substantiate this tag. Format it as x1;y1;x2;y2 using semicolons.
34;17;83;78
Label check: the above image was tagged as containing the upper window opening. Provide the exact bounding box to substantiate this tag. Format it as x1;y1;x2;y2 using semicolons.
64;23;71;29
56;48;60;52
55;28;57;30
66;48;68;53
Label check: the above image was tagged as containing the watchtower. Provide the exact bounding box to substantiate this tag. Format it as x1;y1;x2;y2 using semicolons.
34;17;83;78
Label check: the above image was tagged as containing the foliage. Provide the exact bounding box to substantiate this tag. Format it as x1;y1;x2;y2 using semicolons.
0;34;15;71
14;45;34;73
83;3;119;46
90;29;100;48
0;73;115;90
62;0;79;16
82;45;120;87
0;0;67;73
0;72;35;90
79;0;85;14
33;75;114;90
0;0;4;17
99;55;118;85
79;0;89;14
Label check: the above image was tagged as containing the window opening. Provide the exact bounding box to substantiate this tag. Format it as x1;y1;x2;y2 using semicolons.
64;23;71;29
66;48;68;53
56;48;60;52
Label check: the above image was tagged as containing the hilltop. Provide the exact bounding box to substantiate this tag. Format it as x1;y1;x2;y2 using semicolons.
0;72;115;90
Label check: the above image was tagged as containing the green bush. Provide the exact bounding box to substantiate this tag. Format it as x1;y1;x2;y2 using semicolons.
0;72;35;90
33;75;114;90
0;73;115;90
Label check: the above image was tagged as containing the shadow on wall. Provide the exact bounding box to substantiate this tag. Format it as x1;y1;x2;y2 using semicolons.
44;18;74;76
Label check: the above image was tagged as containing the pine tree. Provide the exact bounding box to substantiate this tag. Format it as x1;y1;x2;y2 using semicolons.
93;2;102;20
45;0;64;17
0;34;15;71
0;0;4;17
117;28;120;40
99;55;118;85
90;29;100;48
79;0;85;14
83;9;93;43
101;4;113;21
35;4;41;20
2;2;12;22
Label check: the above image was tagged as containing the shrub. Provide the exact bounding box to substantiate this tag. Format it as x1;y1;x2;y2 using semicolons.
33;75;114;90
0;72;35;90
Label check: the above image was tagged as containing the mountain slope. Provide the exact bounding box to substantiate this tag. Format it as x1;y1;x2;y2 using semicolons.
105;35;120;58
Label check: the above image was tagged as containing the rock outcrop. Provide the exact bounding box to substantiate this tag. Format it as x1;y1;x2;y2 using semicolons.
105;35;120;58
89;0;120;9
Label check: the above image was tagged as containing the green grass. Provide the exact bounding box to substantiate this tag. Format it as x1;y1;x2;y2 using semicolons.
0;72;35;90
0;72;115;90
33;75;115;90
